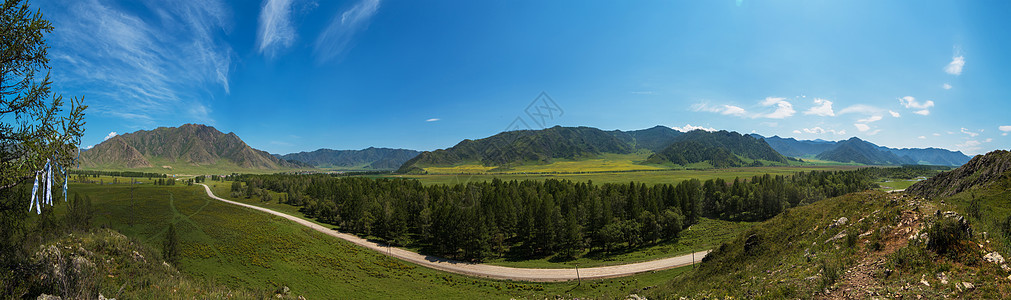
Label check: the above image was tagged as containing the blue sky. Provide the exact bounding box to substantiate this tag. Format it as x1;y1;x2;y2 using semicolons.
40;0;1011;155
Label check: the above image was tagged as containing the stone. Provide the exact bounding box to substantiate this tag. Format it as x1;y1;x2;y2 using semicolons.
984;251;1006;265
936;272;948;285
833;217;849;227
960;282;974;291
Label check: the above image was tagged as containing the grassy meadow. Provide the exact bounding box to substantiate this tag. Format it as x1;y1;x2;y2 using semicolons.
70;182;697;298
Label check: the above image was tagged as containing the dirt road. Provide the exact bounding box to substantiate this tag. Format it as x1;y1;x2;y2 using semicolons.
198;184;708;282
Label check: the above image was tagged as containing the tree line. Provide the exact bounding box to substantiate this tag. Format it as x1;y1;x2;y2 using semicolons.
229;167;930;261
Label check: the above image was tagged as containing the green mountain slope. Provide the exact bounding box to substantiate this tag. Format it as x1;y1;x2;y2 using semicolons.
398;126;636;172
80;124;304;171
276;147;420;170
816;137;915;165
647;130;788;167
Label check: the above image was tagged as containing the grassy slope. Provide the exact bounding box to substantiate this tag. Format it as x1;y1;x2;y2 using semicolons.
74;183;694;298
643;190;1010;298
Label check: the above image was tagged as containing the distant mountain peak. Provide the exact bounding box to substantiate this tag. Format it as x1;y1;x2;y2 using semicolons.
80;124;302;171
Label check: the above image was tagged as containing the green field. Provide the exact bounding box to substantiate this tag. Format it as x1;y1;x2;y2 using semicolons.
393;165;865;186
72;183;697;298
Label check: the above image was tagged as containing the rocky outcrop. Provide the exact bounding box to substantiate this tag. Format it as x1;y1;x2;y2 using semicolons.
906;150;1011;198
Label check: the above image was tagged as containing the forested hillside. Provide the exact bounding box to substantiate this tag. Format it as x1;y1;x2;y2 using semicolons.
646;130;789;167
226;168;928;262
276;147;420;170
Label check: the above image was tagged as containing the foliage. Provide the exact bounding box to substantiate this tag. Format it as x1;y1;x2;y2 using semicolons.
0;0;87;192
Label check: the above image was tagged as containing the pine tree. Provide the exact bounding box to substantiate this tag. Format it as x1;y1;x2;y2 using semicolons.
163;223;180;265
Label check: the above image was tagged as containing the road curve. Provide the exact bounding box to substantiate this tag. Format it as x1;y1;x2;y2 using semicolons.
197;184;709;282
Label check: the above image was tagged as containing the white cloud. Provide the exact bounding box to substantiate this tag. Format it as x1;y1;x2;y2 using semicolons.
899;96;934;116
425;118;440;122
83;145;94;150
918;136;926;139
956;139;986;154
999;125;1011;132
961;127;980;137
854;123;871;132
758;97;795;119
760;122;778;127
942;83;952;90
899;96;934;109
103;132;118;141
857;115;883;123
691;103;748;117
933;133;941;136
799;127;846;135
793;130;802;134
671;124;716;132
314;0;381;63
257;0;299;58
945;56;965;75
47;0;233;124
838;104;882;115
803;98;835;117
868;129;881;135
630;91;656;95
985;138;993;143
889;110;900;118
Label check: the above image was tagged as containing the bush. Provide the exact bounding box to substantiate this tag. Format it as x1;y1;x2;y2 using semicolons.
926;212;972;257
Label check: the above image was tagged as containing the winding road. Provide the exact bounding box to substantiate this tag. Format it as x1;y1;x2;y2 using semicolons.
197;184;709;282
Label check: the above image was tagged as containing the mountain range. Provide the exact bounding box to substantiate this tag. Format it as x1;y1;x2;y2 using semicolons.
81;123;973;173
753;135;970;166
398;125;788;172
275;148;420;170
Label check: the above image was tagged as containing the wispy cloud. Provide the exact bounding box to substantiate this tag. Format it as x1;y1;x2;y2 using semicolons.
257;0;298;58
945;55;965;75
888;110;900;118
961;127;981;137
803;98;835;117
838;104;882;115
942;83;952;90
425;118;440;122
899;96;934;116
671;124;716;132
48;0;233;124
854;123;870;132
1000;125;1011;136
103;132;118;141
314;0;381;63
691;103;747;117
857;115;883;123
798;127;845;135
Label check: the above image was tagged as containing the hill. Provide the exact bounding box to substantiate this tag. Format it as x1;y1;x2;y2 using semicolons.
276;147;420;170
815;137;916;165
758;135;837;157
906;150;1011;198
755;134;970;166
80;124;304;172
613;125;684;152
398;126;637;172
648;130;788;167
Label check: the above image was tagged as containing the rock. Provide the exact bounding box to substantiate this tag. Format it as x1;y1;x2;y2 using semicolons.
98;293;115;300
984;251;1005;265
937;272;948;285
960;282;974;290
826;230;847;243
832;217;849;227
626;294;647;300
131;250;146;263
920;274;930;287
36;294;61;300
